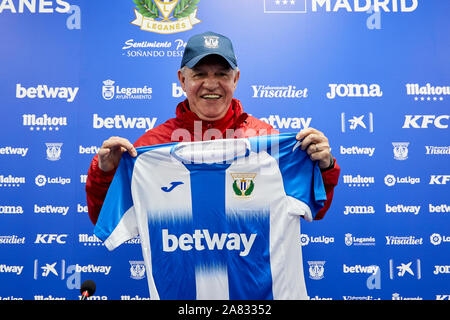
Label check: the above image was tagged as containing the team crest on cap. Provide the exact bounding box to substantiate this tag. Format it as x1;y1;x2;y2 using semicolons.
231;173;256;197
131;0;201;34
203;35;219;48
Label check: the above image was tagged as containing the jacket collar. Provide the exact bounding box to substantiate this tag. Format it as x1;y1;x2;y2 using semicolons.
175;98;248;140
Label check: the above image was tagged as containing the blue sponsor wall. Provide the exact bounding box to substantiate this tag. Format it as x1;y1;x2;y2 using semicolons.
0;0;448;300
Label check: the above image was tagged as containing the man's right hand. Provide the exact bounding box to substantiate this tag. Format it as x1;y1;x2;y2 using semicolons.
97;136;137;172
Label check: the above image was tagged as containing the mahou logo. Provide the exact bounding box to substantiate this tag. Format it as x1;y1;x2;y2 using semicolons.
22;114;68;131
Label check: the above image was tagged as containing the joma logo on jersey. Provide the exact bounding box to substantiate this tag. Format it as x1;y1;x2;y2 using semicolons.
230;173;256;197
131;0;201;34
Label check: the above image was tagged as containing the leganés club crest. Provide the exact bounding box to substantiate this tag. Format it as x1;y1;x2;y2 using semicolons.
131;0;201;34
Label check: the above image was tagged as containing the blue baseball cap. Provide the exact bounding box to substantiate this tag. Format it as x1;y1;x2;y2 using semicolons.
181;31;238;69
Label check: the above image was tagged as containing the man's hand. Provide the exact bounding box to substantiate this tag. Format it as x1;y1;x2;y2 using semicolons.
296;128;333;169
97;136;137;172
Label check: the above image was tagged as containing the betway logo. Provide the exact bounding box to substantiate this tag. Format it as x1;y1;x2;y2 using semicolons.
34;204;69;216
16;84;79;103
79;145;100;155
386;204;421;215
259;115;311;129
0;147;28;157
340;146;375;157
343;264;379;274
75;264;111;275
93;114;157;131
162;229;256;257
429;204;450;213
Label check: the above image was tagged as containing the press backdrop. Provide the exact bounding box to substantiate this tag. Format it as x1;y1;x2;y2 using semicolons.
0;0;449;300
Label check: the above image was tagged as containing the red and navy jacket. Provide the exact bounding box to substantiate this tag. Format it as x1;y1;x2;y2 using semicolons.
86;98;340;224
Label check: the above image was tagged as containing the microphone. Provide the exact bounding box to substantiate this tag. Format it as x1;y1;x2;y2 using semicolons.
80;280;96;300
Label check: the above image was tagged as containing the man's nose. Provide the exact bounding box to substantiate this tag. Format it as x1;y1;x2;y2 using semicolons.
202;76;219;90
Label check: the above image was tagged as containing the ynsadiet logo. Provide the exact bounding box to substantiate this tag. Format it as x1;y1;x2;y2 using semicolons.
251;85;308;99
131;0;201;34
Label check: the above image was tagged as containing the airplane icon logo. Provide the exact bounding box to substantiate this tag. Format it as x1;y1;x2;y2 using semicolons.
41;262;58;277
396;262;414;277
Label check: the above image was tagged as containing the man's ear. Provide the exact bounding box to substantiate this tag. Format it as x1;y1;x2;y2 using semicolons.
177;69;186;92
233;69;240;89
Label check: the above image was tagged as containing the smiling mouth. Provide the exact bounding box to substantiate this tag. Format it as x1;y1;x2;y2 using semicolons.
201;94;222;100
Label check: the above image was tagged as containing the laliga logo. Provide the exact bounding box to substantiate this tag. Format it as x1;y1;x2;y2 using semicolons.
131;0;201;34
35;174;71;186
384;174;420;186
35;175;47;187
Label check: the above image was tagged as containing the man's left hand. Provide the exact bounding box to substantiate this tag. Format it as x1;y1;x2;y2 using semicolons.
296;128;333;169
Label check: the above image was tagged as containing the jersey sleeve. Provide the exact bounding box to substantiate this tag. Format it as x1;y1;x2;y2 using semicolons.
93;153;138;251
279;134;326;221
250;133;327;221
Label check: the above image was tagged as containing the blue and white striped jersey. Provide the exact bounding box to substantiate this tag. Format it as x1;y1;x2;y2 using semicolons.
94;133;326;300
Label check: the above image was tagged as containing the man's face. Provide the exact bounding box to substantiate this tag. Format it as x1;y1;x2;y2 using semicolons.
178;55;240;121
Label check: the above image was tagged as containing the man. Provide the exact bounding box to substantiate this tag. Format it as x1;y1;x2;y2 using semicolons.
86;31;340;225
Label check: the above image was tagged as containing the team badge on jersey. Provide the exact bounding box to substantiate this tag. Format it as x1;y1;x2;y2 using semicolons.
230;173;256;198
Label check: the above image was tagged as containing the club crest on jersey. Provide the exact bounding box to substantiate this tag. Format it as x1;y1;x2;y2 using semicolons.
131;0;201;34
230;173;256;198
